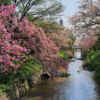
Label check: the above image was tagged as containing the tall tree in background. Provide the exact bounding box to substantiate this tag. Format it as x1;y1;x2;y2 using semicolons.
70;0;100;37
68;0;100;52
10;0;64;21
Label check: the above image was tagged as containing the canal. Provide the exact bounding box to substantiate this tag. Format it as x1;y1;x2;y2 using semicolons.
23;53;99;100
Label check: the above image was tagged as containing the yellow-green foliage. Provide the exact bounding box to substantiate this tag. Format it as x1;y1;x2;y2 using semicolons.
58;50;72;61
34;19;64;33
27;14;64;33
27;13;64;33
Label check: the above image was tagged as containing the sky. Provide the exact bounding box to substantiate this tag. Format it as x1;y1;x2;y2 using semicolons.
60;0;79;27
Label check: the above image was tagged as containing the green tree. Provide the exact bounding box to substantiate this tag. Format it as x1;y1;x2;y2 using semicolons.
0;0;11;5
10;0;64;21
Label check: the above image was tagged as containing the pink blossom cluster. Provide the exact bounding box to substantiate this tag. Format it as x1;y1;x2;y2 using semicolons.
0;4;16;17
0;5;60;73
18;18;59;71
79;34;98;50
0;5;28;72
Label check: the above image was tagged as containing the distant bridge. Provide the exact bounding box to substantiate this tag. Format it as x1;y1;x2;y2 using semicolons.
73;46;82;49
73;45;82;59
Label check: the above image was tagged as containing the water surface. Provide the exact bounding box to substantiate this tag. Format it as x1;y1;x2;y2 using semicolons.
23;59;99;100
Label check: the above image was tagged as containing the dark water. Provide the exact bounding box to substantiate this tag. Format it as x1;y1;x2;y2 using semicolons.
23;60;99;100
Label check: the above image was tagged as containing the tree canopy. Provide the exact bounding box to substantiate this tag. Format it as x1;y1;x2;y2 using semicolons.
10;0;64;21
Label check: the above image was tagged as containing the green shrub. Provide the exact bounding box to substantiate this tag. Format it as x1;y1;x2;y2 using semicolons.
0;54;42;94
58;50;72;61
94;67;100;84
0;0;11;5
84;50;100;84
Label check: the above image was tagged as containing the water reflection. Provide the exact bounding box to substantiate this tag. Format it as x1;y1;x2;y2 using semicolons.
24;78;69;100
65;60;98;100
23;57;99;100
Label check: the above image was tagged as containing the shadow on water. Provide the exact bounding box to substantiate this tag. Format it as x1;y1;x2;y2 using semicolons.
23;78;69;100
